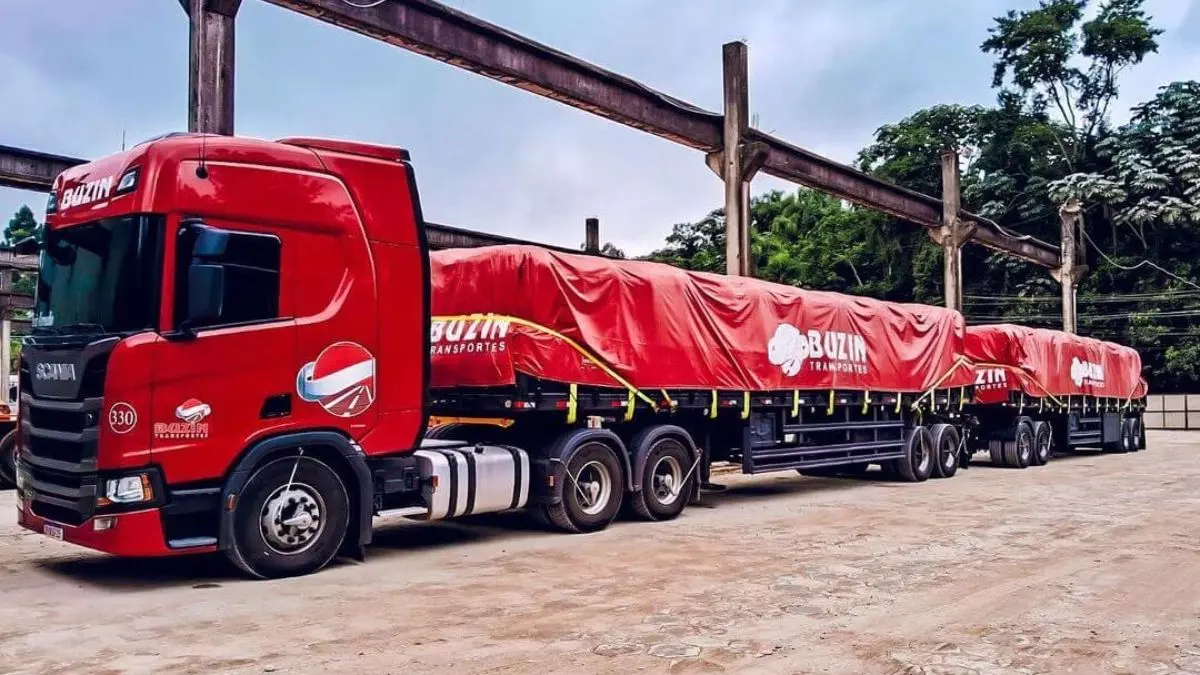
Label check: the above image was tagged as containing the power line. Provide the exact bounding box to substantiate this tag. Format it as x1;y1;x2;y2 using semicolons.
965;290;1200;303
1078;224;1200;292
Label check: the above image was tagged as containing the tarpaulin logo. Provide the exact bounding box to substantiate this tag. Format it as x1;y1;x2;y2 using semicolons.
1070;357;1104;386
974;367;1008;389
430;317;510;356
297;342;377;418
768;324;868;376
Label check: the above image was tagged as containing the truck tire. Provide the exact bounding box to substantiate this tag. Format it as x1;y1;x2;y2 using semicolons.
0;429;16;489
1031;421;1052;466
930;423;960;479
1121;419;1139;453
628;436;692;522
543;440;624;533
1002;422;1034;468
889;426;933;483
988;440;1005;467
226;456;350;579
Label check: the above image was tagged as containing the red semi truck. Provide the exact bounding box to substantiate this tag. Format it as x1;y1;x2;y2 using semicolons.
12;133;1144;579
14;133;981;578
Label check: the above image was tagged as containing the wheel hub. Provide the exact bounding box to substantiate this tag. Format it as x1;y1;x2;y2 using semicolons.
260;483;325;555
651;455;683;505
574;461;613;516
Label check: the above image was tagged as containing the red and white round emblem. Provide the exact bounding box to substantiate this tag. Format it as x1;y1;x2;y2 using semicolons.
108;402;138;434
296;342;377;418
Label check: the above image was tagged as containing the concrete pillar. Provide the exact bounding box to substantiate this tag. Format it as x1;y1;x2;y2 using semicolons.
184;0;242;135
584;217;600;253
706;42;767;277
1054;199;1087;334
928;149;974;313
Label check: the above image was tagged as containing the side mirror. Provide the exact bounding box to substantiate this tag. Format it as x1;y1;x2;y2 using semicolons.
187;263;225;325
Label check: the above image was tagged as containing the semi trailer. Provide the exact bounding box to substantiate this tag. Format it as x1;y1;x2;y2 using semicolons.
11;133;1144;579
964;324;1148;468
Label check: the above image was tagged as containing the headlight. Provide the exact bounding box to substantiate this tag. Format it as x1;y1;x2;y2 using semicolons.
101;474;154;505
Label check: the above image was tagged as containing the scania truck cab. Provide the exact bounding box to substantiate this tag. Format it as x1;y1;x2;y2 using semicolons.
17;133;437;577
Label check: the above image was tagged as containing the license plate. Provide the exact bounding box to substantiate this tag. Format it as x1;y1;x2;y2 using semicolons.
43;524;64;540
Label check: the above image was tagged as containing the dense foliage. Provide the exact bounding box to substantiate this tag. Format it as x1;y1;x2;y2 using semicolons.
648;0;1200;392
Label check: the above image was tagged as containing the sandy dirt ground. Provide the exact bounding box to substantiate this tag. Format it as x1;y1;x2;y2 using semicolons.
1;430;1198;674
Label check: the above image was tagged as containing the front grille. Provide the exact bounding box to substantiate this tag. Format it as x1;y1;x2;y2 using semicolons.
27;403;91;434
20;340;113;525
25;464;98;526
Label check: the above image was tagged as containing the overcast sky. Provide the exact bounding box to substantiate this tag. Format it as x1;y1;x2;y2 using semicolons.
2;0;1198;254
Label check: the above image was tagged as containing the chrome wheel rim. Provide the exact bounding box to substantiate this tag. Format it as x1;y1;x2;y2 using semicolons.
651;454;683;506
575;460;613;516
260;482;325;555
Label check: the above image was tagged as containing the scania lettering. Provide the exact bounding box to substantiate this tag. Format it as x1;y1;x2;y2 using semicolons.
13;134;1143;579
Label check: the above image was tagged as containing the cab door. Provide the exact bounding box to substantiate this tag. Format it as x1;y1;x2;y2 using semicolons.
150;217;298;485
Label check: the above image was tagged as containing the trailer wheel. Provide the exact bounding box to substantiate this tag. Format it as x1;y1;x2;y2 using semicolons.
544;441;624;533
1121;419;1139;453
629;436;693;522
1031;421;1052;466
988;440;1006;467
226;456;350;579
930;424;960;479
1002;422;1033;468
890;426;933;482
0;429;16;489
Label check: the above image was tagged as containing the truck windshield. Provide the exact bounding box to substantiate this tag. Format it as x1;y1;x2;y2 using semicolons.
32;215;163;337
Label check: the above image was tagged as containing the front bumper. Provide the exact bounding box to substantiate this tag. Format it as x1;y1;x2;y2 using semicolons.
16;498;215;558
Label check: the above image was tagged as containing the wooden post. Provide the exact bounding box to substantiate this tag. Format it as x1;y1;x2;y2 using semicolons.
928;149;974;313
184;0;242;135
706;42;767;277
584;217;600;253
1055;199;1087;334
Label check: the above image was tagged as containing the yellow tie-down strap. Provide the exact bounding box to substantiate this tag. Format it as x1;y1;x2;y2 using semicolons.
434;313;660;410
910;357;973;411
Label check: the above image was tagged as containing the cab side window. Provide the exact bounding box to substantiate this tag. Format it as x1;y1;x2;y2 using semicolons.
174;225;282;329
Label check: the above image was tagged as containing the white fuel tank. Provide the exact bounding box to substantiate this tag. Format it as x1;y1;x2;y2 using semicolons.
412;444;531;520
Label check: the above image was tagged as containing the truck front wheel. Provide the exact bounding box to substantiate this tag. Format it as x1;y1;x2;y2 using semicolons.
544;441;624;533
227;456;350;579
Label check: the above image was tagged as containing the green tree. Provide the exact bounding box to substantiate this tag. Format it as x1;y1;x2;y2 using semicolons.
5;205;41;245
982;0;1162;169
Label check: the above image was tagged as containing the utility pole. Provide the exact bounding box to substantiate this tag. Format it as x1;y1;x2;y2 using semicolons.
584;217;600;254
183;0;242;135
706;42;767;277
1053;199;1087;334
929;149;974;313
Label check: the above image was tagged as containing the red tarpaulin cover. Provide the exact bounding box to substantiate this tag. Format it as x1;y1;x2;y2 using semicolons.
429;246;972;394
965;324;1146;402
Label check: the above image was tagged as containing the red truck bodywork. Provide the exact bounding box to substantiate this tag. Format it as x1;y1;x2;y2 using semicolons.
18;135;429;563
